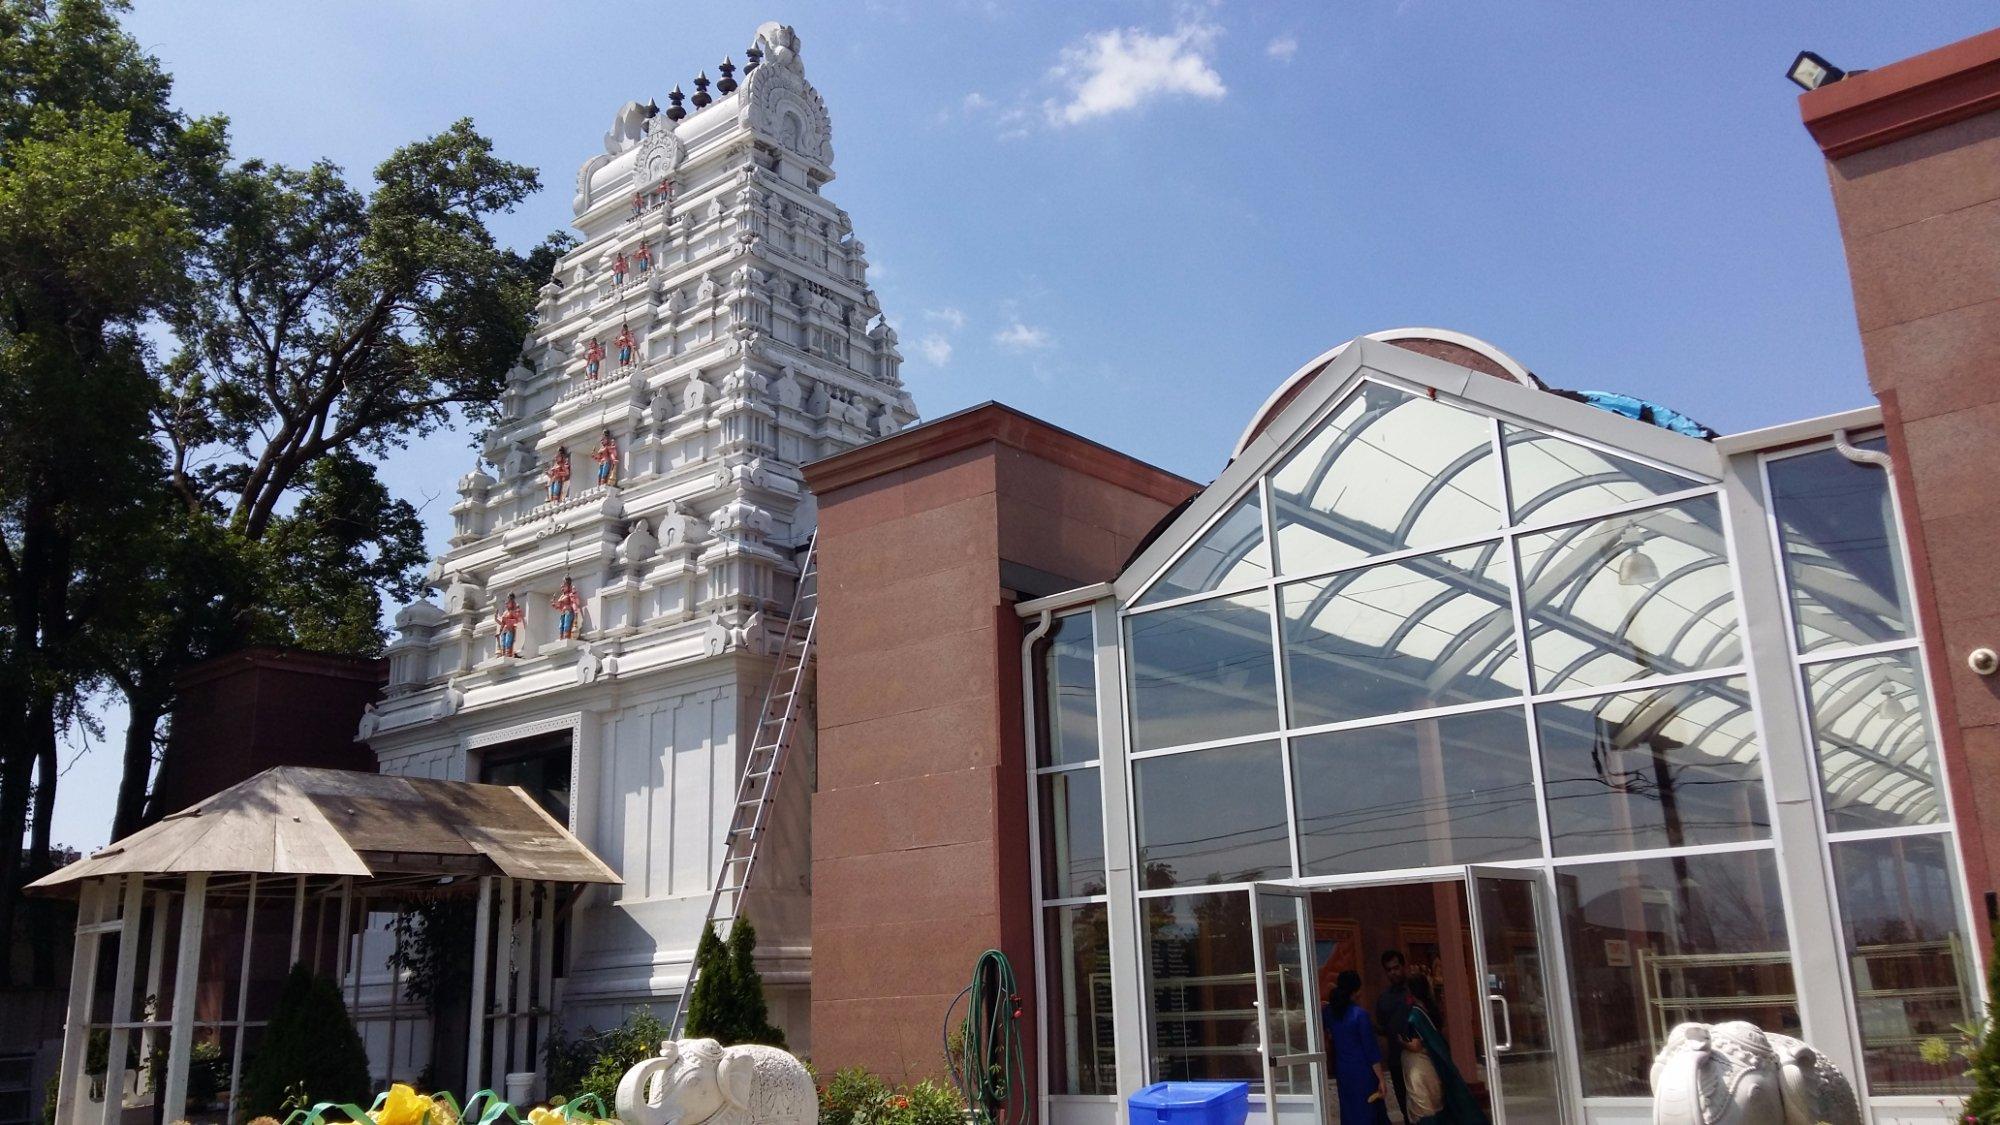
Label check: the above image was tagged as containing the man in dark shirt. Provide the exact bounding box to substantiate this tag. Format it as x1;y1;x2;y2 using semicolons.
1373;950;1413;1124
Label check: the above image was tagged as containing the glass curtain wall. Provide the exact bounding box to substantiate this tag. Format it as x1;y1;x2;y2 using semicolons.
1121;380;1802;1096
1764;435;1976;1097
1034;612;1118;1096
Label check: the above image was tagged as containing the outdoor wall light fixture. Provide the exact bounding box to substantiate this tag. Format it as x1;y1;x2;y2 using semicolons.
1878;684;1908;723
1787;50;1848;91
1615;527;1660;587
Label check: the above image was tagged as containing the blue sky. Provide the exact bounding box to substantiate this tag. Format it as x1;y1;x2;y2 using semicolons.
43;1;1997;850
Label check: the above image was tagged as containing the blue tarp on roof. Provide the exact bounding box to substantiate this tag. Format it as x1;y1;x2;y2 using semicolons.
1556;389;1718;440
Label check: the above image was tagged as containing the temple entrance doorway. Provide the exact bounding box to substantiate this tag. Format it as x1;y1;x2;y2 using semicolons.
1304;870;1566;1125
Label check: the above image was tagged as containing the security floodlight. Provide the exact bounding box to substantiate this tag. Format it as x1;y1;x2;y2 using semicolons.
1788;51;1846;91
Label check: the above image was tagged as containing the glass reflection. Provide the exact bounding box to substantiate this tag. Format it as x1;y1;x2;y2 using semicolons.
1038;613;1099;768
1045;903;1117;1095
1040;768;1107;898
1136;741;1290;887
1137;494;1269;606
1127;591;1281;752
1768;440;1912;652
1804;651;1943;831
1517;496;1740;693
1268;383;1502;576
1291;708;1540;875
1145;890;1260;1082
1503;424;1694;526
1556;849;1799;1097
1281;541;1520;728
1829;833;1974;1094
1537;677;1769;856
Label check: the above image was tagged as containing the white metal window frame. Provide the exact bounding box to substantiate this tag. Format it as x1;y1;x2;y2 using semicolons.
1025;609;1121;1114
1756;431;1984;1107
1105;377;1804;1120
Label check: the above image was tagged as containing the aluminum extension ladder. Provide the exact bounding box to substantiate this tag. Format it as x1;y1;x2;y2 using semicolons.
669;530;819;1036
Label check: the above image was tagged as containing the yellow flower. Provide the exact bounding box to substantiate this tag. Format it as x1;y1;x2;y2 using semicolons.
528;1109;561;1125
374;1084;436;1125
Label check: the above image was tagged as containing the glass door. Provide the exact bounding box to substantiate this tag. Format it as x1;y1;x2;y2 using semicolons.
1464;867;1565;1125
1249;884;1324;1125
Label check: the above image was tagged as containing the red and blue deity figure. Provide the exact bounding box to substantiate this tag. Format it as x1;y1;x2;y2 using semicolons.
551;578;583;641
631;191;645;218
593;429;619;487
635;242;653;273
495;594;525;659
612;250;629;285
584;336;605;379
546;446;571;503
616;324;636;368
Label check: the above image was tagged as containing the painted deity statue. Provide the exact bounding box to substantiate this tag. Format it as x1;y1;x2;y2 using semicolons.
635;241;653;273
631;191;645;217
612;250;629;285
551;578;584;641
617;324;637;368
495;594;525;659
594;429;620;487
584;337;605;379
547;446;572;502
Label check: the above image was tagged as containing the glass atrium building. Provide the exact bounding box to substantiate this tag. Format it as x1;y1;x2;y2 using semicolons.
1020;335;1977;1125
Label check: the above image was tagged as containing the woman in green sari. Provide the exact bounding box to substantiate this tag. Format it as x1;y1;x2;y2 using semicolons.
1397;976;1488;1125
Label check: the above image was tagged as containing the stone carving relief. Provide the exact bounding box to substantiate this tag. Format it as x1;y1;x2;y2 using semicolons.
741;25;832;166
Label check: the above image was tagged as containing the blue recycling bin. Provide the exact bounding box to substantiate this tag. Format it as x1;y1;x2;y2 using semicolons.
1127;1082;1250;1125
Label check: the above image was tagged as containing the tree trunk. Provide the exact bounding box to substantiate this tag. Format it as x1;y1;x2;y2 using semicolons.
0;725;36;988
113;688;167;841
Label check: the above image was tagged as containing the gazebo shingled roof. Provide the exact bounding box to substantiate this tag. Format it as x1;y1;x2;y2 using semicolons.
30;765;621;891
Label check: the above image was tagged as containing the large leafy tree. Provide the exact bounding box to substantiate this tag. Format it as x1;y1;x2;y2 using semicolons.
0;0;571;981
114;123;570;838
0;0;225;981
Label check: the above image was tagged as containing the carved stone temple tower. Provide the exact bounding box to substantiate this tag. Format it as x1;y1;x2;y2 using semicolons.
360;21;916;1056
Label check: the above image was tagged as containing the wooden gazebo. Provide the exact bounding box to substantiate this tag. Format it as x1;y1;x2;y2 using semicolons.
29;766;621;1125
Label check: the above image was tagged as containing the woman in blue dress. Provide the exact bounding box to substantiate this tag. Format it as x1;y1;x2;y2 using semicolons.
1321;970;1390;1124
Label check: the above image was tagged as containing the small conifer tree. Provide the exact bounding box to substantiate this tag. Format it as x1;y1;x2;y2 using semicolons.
239;964;371;1121
684;920;786;1049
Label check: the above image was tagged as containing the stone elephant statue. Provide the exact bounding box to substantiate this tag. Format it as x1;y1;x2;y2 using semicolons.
616;1038;817;1125
1650;1022;1861;1125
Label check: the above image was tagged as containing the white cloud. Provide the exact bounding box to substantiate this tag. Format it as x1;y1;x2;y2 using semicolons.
924;306;968;330
1044;20;1226;126
916;334;954;366
994;321;1053;351
1266;35;1298;62
962;91;992;112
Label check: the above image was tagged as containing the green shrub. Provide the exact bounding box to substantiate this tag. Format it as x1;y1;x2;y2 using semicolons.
817;1068;964;1125
238;965;370;1121
1968;933;2000;1121
545;1008;667;1116
187;1040;226;1109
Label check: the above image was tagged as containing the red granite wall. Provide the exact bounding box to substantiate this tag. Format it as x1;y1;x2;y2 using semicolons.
804;404;1197;1093
1803;27;2000;928
150;647;385;819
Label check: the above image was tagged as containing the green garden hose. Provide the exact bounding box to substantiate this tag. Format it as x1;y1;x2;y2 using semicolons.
944;949;1026;1125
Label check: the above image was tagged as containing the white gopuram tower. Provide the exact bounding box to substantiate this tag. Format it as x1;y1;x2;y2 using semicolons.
362;22;916;1054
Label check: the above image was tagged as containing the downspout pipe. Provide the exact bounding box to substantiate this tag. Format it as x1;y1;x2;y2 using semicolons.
1833;428;1892;469
1017;607;1053;1122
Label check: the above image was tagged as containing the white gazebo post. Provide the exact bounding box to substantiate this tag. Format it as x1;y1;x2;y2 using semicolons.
161;872;209;1125
289;874;308;966
490;879;514;1084
139;890;168;1096
466;876;493;1095
533;882;555;1102
53;879;106;1125
227;874;259;1113
99;875;146;1125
